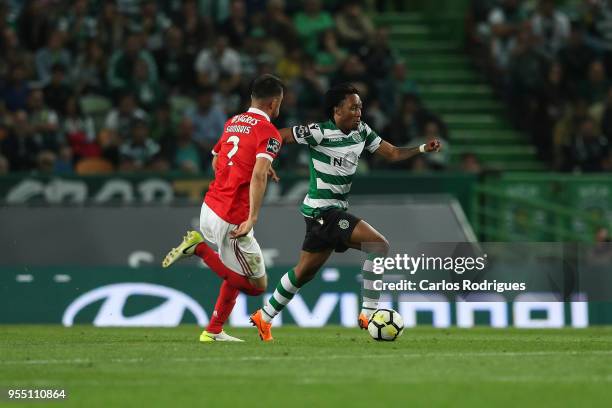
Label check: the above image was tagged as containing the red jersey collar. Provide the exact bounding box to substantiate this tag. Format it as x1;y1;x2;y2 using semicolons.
247;107;270;122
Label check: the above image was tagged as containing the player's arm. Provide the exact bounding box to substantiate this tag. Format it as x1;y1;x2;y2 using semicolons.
374;139;441;162
279;128;296;144
230;157;270;238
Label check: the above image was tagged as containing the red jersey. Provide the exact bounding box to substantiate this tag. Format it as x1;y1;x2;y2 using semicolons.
204;108;282;225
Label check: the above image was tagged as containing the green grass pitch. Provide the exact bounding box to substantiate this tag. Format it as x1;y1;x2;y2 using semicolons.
1;326;611;407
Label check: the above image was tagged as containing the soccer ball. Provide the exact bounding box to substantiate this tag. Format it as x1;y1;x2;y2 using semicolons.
367;309;404;341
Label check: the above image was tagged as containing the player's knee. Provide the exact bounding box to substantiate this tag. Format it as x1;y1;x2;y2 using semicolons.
250;275;267;291
369;236;389;256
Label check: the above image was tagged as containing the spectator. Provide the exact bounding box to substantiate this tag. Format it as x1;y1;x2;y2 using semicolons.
54;145;74;174
165;116;203;173
34;30;72;86
57;0;96;54
220;0;250;49
174;0;214;59
127;58;163;111
154;26;195;94
106;33;158;95
599;87;612;142
150;103;174;143
95;0;127;54
0;63;30;112
62;95;99;160
362;27;396;79
36;150;57;174
103;92;148;141
119;118;160;171
294;0;334;57
553;98;590;170
531;62;569;162
43;64;72;115
277;48;304;82
16;0;53;51
185;86;227;152
194;35;241;90
579;60;610;104
314;29;348;77
27;88;61;152
335;0;375;52
570;117;608;172
507;22;547;128
379;60;419;116
530;0;570;59
558;22;596;86
487;0;524;71
72;39;107;96
0;153;8;174
1;110;42;171
263;0;298;51
331;54;371;98
132;0;171;52
460;152;483;173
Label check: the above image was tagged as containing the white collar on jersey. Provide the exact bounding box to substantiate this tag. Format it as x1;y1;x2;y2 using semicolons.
247;107;270;122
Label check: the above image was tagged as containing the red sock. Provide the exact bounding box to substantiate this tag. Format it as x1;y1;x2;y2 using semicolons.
206;280;239;334
195;242;264;296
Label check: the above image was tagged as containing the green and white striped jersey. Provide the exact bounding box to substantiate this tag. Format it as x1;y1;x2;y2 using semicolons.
291;120;382;217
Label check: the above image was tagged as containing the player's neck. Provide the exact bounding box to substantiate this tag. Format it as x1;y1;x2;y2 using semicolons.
248;105;272;121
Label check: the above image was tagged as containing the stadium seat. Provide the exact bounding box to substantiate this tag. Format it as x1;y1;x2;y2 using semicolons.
75;157;114;175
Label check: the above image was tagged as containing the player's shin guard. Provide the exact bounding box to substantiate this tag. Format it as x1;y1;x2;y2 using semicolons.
207;280;240;334
195;242;264;296
361;253;383;319
261;268;301;323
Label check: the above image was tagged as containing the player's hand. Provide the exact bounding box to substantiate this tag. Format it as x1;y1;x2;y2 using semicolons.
268;167;280;182
230;219;255;239
426;138;441;152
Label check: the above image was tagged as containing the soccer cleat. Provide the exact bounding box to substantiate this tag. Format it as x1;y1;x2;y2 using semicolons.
358;313;370;329
249;309;273;341
199;330;244;342
162;231;203;268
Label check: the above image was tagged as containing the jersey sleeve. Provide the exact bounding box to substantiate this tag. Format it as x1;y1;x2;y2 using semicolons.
363;122;382;153
255;124;283;162
291;123;324;146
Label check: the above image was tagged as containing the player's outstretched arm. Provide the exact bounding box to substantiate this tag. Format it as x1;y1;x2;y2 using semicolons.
230;157;271;238
374;139;441;162
279;128;296;144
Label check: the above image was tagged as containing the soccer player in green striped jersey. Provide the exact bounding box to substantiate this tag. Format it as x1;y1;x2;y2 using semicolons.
250;84;441;341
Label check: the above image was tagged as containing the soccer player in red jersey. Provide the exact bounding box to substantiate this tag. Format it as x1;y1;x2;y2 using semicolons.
162;74;285;342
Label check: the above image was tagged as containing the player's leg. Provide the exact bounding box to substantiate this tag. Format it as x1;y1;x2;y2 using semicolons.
347;219;390;328
199;280;244;342
197;220;269;338
251;249;333;341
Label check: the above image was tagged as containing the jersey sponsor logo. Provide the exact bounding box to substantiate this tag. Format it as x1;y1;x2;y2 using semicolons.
231;114;260;126
351;131;364;143
338;219;350;230
294;125;312;139
266;138;281;154
332;152;359;168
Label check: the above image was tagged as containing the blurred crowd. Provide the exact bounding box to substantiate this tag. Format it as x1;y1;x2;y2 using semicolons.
468;0;612;172
0;0;449;176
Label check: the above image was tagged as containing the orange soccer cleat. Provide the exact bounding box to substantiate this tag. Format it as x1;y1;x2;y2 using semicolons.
250;309;273;342
358;313;370;330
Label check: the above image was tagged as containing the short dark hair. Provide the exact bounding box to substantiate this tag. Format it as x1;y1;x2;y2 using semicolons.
251;74;285;100
324;83;359;120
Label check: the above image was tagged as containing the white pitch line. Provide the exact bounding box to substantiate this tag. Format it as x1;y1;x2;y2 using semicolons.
2;350;611;366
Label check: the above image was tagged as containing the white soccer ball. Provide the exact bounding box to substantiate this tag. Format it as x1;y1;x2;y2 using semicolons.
367;308;404;341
